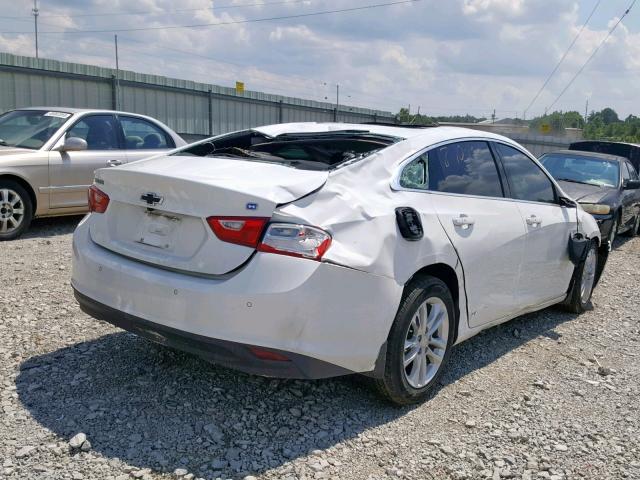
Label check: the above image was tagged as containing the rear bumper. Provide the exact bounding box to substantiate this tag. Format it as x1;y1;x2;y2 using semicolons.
71;218;402;376
74;289;352;379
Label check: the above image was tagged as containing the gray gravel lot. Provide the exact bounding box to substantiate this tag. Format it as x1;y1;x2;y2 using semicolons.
1;216;639;480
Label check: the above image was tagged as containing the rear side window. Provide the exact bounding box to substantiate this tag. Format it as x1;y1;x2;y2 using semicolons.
120;116;173;149
428;141;503;198
399;153;429;190
497;144;556;203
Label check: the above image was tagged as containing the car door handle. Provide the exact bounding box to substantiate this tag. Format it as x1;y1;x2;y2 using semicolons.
107;159;122;167
452;214;475;229
526;215;542;227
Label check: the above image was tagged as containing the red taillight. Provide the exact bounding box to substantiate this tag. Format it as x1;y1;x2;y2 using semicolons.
88;185;110;213
257;223;332;261
248;346;290;362
207;217;269;248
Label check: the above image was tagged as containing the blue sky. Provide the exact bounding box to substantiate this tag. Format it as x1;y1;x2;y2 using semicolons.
0;0;638;119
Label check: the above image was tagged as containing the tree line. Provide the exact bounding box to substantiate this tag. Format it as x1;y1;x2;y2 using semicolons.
395;107;640;143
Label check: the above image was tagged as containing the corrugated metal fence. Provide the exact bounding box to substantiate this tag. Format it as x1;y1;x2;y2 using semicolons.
0;53;396;138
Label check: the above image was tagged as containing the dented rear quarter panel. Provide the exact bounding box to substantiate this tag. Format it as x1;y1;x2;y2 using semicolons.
277;134;471;340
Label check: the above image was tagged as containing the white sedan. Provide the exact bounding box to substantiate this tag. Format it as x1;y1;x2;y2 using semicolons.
72;123;604;404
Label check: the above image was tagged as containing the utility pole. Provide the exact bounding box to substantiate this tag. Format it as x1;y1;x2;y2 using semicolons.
584;98;589;124
32;0;39;59
334;84;339;122
114;35;120;110
491;109;496;124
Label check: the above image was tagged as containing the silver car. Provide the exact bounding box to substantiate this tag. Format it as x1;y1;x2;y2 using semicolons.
0;107;186;240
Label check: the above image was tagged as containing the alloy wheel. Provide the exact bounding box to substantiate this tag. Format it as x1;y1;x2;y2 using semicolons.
580;246;597;304
0;188;25;234
403;297;449;389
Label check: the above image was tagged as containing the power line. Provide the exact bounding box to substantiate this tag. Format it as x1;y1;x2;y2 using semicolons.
0;0;422;34
0;0;319;20
522;0;601;118
546;0;637;112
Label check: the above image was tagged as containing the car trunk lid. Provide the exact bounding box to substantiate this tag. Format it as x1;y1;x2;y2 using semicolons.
89;155;328;275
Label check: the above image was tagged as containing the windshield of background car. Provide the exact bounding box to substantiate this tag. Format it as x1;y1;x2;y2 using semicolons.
175;129;403;171
0;110;71;150
540;153;620;188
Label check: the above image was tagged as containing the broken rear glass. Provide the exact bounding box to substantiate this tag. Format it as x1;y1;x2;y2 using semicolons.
175;130;402;171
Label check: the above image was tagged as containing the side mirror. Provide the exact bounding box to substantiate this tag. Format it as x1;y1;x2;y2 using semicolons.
58;137;87;152
623;179;640;190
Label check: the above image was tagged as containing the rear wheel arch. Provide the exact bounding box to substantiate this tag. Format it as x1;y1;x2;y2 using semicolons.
0;174;38;214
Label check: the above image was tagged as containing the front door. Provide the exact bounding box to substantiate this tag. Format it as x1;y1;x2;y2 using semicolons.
494;143;575;306
424;141;527;328
621;162;640;230
48;114;126;210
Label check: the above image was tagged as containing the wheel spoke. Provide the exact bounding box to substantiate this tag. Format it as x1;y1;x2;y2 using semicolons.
404;337;418;351
403;346;419;367
408;352;425;386
429;337;447;350
0;189;7;202
417;303;427;334
0;219;7;233
7;217;18;229
426;347;443;365
12;208;24;215
427;306;444;337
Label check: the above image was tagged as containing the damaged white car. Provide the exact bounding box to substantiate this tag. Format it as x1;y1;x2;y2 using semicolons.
72;123;605;404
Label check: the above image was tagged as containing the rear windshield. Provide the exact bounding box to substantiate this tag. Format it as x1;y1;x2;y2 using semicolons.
174;129;402;171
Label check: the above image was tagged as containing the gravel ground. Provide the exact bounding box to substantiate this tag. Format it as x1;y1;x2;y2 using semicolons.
1;216;639;480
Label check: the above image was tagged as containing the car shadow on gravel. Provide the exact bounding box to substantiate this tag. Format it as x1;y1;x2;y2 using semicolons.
23;215;84;238
16;308;575;479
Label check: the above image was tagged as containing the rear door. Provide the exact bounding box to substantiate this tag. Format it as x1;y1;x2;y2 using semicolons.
119;115;176;163
420;140;526;327
494;142;575;307
48;114;127;210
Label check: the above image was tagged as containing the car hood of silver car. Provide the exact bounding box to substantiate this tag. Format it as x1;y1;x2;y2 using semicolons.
0;146;34;157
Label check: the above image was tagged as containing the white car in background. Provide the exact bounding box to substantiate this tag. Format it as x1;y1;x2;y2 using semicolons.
0;107;185;240
72;123;603;405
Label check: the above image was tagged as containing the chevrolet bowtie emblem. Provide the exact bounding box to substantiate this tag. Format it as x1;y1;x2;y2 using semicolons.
140;192;163;206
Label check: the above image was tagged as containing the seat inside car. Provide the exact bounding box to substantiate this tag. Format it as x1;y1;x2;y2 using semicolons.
143;133;162;149
86;119;117;149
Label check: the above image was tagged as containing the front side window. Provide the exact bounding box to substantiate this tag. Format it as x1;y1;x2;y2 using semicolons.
399;153;429;190
67;115;120;150
0;110;70;150
498;144;556;203
627;162;639;180
622;162;631;182
428;141;503;198
120;116;172;149
540;153;620;188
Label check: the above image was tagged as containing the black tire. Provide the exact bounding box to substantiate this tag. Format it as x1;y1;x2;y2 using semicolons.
625;214;640;237
608;216;618;247
0;179;33;241
562;240;598;314
375;276;455;406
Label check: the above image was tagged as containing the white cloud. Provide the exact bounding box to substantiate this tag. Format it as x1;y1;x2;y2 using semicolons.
0;0;638;118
